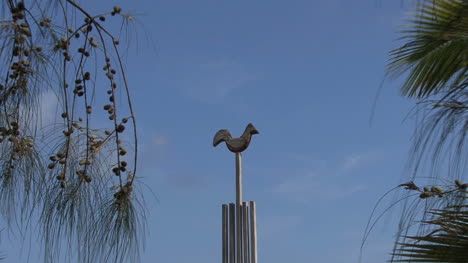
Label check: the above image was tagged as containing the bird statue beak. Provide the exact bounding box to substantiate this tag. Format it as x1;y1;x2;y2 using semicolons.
247;123;259;135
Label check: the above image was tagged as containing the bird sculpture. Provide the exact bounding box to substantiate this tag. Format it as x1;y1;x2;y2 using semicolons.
213;123;259;153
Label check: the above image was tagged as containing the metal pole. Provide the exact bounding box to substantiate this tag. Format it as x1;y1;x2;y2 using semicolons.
236;153;242;263
250;201;257;263
229;203;236;263
242;202;250;263
222;204;228;263
239;202;244;263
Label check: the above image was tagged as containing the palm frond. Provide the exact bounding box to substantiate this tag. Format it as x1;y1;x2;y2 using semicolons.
387;0;468;99
391;198;468;262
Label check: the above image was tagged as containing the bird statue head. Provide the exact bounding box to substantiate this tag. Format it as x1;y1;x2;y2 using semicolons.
246;123;259;135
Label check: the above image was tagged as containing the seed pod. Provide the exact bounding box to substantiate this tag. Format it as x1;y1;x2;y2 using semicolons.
112;167;120;175
84;176;92;183
60;181;67;188
57;152;65;158
105;130;112;135
121;161;127;167
61;112;68;118
84;72;91;80
431;186;443;193
431;186;444;197
122;118;128;123
119;149;127;156
17;2;25;10
87;106;92;114
116;124;125;133
99;16;106;22
90;40;98;48
419;192;432;199
59;159;66;164
48;163;55;169
56;173;65;180
103;104;112;110
113;6;122;13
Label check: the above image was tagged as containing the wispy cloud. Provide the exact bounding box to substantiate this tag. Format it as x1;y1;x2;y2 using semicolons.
272;172;319;194
271;151;377;201
152;132;169;146
20;90;60;129
181;57;256;103
272;172;366;201
162;172;207;190
260;214;304;238
342;153;364;171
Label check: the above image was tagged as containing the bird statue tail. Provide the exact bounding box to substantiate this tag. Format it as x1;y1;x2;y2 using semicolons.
213;129;232;147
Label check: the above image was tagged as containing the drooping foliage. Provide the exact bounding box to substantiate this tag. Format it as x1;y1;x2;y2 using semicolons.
388;0;468;179
0;1;146;262
363;1;468;262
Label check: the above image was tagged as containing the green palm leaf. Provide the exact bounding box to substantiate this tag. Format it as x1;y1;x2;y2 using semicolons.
391;201;468;262
387;0;468;99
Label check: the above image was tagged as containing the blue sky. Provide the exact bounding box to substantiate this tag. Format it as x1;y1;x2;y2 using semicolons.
4;0;424;262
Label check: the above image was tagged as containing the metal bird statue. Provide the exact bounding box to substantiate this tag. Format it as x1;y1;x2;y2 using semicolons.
213;123;259;153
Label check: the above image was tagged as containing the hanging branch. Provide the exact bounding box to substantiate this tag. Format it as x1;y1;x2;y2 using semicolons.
0;1;146;262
